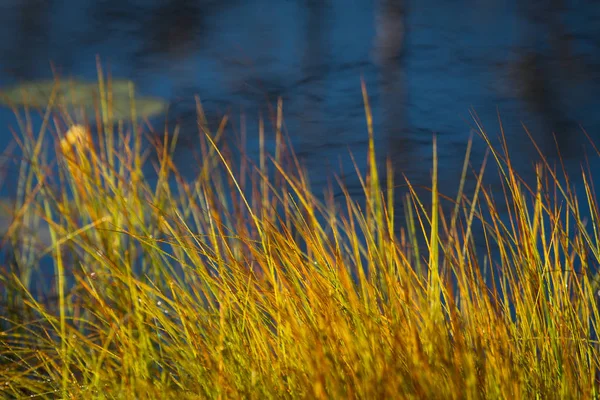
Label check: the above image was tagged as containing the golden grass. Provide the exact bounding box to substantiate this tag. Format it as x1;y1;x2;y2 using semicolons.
0;67;599;399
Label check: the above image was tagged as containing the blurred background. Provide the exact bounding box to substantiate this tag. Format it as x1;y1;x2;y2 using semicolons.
0;0;598;233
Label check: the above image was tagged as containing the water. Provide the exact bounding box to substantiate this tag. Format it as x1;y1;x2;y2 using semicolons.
0;0;599;282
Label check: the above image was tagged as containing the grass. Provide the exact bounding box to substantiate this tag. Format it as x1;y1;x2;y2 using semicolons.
1;65;600;399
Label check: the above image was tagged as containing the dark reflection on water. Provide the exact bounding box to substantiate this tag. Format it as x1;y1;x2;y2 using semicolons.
0;0;598;269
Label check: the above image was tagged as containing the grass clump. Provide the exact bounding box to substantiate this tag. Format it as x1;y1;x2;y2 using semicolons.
0;68;599;399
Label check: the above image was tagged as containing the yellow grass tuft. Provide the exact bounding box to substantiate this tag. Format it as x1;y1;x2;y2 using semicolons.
59;124;90;153
0;66;599;399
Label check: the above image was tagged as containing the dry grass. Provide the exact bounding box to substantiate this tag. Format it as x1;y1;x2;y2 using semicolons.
0;65;599;399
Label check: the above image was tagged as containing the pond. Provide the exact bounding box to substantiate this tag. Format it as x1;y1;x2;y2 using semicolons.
0;0;598;270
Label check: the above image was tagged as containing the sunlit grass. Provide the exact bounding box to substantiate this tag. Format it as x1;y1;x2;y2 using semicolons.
0;65;599;399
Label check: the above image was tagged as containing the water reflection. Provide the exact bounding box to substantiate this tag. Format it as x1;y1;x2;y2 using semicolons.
1;0;53;79
136;0;206;59
296;1;331;154
373;0;413;210
512;0;593;158
0;0;597;243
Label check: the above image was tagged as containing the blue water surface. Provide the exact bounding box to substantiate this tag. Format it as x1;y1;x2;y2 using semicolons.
0;0;598;298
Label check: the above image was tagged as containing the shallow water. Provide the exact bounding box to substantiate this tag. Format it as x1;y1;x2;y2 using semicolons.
0;0;598;276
